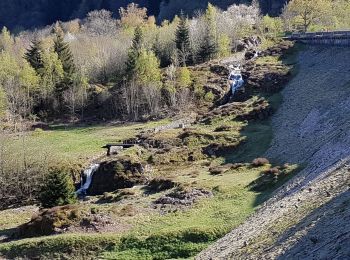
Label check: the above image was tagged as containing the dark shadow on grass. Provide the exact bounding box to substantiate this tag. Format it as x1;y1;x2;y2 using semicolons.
224;119;273;164
249;165;304;207
0;227;18;242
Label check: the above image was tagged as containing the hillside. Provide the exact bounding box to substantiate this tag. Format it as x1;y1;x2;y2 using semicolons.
0;41;297;259
197;46;350;259
0;0;288;30
1;0;350;259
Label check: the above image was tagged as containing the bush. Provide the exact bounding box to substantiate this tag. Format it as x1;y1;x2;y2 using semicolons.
204;91;215;102
147;177;176;192
39;167;77;208
0;86;7;118
251;157;270;167
176;67;192;88
248;166;296;192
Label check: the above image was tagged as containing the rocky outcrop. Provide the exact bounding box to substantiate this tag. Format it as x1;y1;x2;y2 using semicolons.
235;36;262;52
243;42;295;93
16;205;81;238
16;205;120;238
87;159;146;195
201;97;272;124
155;188;213;207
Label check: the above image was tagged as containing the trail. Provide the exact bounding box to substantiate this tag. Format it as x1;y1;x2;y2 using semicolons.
197;46;350;259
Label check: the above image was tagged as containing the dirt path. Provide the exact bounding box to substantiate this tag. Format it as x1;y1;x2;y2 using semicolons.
197;46;350;259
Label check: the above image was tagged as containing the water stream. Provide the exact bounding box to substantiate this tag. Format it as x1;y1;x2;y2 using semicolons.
76;164;100;195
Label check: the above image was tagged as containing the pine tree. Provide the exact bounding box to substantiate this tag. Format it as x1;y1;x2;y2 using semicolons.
175;12;191;66
24;39;44;72
198;28;217;62
198;3;218;62
39;167;77;208
54;33;76;88
126;26;144;79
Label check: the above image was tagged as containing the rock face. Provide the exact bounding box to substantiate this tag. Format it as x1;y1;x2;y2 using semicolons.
87;159;146;195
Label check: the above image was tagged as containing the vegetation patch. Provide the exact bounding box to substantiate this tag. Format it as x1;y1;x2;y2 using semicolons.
146;177;177;193
248;164;300;192
251;158;270;167
105;229;222;260
155;187;213;207
16;205;84;238
97;189;136;204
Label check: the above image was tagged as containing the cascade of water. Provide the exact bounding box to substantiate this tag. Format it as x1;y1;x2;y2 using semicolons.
76;164;100;195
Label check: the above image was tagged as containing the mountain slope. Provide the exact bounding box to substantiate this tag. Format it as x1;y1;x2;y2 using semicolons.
0;0;288;30
197;46;350;259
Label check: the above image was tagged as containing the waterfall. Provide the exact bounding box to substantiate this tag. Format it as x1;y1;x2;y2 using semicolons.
76;164;100;195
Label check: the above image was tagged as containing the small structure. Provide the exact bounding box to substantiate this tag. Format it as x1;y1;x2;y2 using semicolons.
102;143;135;156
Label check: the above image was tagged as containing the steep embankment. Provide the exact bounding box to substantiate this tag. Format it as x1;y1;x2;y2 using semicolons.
197;46;350;259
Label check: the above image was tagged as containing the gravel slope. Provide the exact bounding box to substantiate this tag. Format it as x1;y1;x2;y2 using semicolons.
197;46;350;259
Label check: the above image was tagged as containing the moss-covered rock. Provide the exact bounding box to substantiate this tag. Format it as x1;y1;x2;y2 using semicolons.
88;159;146;195
16;205;84;238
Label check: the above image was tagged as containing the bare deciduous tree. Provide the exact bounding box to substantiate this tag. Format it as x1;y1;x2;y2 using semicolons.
83;10;118;36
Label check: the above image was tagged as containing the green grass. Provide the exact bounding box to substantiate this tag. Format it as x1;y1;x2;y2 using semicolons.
255;55;281;65
0;165;270;260
3;120;170;163
225;120;273;163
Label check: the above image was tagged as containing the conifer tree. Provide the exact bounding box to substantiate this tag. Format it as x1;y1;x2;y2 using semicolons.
54;33;76;88
198;3;218;62
39;167;77;208
126;26;144;79
175;12;191;66
24;39;44;72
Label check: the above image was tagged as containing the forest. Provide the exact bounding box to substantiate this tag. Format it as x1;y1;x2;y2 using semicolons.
1;0;349;127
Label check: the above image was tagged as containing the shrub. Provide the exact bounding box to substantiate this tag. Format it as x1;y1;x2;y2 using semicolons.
217;34;231;58
39;167;77;208
204;91;215;102
248;165;297;192
0;86;7;118
176;67;192;88
147;177;176;192
251;157;270;167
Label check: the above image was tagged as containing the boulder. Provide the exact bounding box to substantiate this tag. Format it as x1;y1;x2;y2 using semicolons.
87;159;146;195
16;205;82;238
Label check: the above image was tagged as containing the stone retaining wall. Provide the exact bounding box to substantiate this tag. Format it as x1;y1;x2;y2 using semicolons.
288;31;350;46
